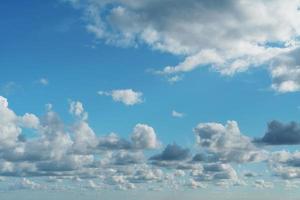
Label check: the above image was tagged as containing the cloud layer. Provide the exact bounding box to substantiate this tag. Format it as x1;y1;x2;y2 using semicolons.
1;96;300;191
65;0;300;92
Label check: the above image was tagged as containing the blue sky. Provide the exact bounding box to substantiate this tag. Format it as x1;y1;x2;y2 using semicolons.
1;0;300;199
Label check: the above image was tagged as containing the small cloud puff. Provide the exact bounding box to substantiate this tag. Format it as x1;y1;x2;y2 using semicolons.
98;89;143;106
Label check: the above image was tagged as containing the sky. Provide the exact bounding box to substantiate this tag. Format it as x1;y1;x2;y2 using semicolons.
1;0;300;199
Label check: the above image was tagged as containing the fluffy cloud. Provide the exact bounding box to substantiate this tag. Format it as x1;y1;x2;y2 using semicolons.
190;163;239;186
270;47;300;93
0;96;8;107
150;144;190;161
69;100;88;120
98;89;143;106
19;113;40;129
65;0;300;92
3;95;300;190
131;123;160;149
260;120;300;145
269;151;300;179
194;121;267;163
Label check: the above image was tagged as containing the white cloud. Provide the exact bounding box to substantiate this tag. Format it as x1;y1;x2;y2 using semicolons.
269;151;300;179
69;100;88;120
0;96;8;108
72;121;98;153
270;47;300;92
172;110;184;118
19;113;40;129
0;96;22;148
98;89;143;106
194;121;267;163
1;96;298;190
131;123;160;149
65;0;300;92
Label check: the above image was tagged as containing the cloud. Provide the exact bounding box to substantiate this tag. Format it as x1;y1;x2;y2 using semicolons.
167;75;183;84
131;123;160;149
171;110;184;118
11;178;43;190
190;163;239;185
64;0;300;92
269;151;300;179
19;113;40;129
194;121;267;163
2;95;298;190
0;81;20;95
98;89;143;106
260;120;300;145
97;123;160;151
270;47;300;93
253;179;274;189
150;144;190;161
98;133;132;150
110;150;144;165
186;178;206;189
0;96;8;107
38;78;49;86
69;100;88;120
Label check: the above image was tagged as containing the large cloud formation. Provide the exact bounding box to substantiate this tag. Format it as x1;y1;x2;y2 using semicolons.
64;0;300;92
2;95;300;191
194;121;267;163
260;120;300;145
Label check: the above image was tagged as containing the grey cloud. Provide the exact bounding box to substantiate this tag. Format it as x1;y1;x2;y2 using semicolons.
98;133;132;150
260;120;300;145
150;144;190;161
192;152;219;163
111;151;144;166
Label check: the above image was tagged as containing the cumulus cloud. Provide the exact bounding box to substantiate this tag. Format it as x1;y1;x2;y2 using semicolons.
194;121;267;163
260;120;300;145
190;163;239;186
131;123;160;149
2;95;297;190
98;89;143;105
69;100;88;120
19;113;40;129
64;0;300;91
97;123;160;151
0;96;166;186
269;151;300;179
98;133;131;150
270;47;300;93
110;150;144;166
150;144;190;161
0;96;8;107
